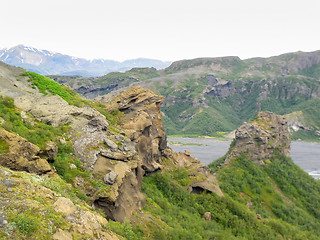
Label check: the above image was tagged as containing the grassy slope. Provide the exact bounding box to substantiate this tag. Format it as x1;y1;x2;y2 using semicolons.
108;153;320;240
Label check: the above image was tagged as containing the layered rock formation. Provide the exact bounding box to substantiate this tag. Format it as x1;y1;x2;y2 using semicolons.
225;111;290;164
97;86;224;220
102;86;167;173
0;128;53;174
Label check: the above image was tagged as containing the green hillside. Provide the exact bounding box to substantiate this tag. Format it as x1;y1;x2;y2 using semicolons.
48;50;320;141
107;152;320;240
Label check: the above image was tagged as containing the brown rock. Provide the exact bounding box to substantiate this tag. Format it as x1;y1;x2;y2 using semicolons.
185;150;191;156
103;171;118;185
225;111;290;164
40;141;58;162
102;86;167;173
53;229;72;240
0;128;52;174
53;197;77;216
27;157;52;174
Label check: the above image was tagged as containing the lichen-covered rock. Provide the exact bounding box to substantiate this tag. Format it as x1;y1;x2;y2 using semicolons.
225;111;290;164
104;138;118;151
103;171;118;185
0;128;52;174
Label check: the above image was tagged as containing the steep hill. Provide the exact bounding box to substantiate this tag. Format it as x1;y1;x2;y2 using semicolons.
0;45;171;76
1;62;320;239
50;50;320;140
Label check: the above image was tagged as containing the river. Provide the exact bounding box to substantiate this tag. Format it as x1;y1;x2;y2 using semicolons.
168;137;320;179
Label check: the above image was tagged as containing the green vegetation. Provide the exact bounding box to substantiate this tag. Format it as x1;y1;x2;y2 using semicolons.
299;64;320;79
1;168;72;239
22;71;89;107
11;211;40;235
0;95;69;149
22;71;122;131
158;75;320;140
107;150;320;240
291;129;320;142
209;153;320;238
106;220;145;240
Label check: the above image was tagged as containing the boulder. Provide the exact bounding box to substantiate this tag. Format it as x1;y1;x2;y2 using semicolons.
104;138;118;151
103;171;118;185
69;163;77;169
53;197;77;216
0;128;52;174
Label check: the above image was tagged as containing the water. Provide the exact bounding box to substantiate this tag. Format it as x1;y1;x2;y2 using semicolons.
168;137;320;179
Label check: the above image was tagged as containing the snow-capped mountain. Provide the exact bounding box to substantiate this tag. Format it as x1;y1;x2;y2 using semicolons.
0;45;171;76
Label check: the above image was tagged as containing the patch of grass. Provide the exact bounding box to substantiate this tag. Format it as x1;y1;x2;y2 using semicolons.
11;211;40;235
106;220;144;240
21;71;89;107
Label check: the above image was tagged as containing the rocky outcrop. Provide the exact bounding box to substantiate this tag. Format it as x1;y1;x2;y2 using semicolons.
162;147;223;197
96;87;225;221
102;86;167;173
225;111;290;164
91;86;169;222
0;128;53;174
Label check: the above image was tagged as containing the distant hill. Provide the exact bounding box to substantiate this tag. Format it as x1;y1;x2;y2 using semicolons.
0;45;171;76
49;50;320;140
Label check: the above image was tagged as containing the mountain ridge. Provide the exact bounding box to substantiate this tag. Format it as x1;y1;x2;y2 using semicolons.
49;49;320;141
0;45;171;77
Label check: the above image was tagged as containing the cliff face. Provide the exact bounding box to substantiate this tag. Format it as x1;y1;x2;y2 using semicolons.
225;111;290;164
93;87;168;221
102;86;167;173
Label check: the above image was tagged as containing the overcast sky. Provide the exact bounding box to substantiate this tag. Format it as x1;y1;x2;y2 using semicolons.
1;0;319;61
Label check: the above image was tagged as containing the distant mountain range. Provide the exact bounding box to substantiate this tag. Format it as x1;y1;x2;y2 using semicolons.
0;45;171;76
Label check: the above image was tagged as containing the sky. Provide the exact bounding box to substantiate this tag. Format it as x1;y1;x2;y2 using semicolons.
1;0;320;61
